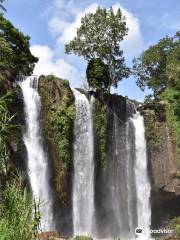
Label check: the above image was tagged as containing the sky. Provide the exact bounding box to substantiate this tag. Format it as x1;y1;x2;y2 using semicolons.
4;0;180;100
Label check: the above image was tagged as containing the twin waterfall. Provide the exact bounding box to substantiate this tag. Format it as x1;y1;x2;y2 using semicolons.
20;77;151;239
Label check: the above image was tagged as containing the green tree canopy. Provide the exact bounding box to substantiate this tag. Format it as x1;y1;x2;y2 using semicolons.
166;32;180;90
65;7;130;90
0;14;38;81
86;58;110;89
133;32;180;96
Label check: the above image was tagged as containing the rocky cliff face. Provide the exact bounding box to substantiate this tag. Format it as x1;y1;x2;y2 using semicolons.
140;103;180;228
38;75;75;236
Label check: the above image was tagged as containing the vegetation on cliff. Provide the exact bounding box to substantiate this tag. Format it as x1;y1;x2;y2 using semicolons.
170;217;180;237
39;75;75;205
143;109;163;149
161;90;180;157
86;58;110;90
94;99;108;168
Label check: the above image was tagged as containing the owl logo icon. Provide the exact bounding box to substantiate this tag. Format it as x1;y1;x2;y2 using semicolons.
135;227;143;236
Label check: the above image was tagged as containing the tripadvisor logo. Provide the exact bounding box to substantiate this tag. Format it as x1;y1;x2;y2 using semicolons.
135;227;143;235
135;227;175;236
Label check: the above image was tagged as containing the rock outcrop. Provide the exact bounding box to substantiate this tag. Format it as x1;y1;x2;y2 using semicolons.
38;75;75;236
140;103;180;228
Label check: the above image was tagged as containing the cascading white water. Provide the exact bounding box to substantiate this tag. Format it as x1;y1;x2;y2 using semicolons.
19;78;151;238
19;76;54;231
72;89;95;237
131;112;151;239
107;108;137;239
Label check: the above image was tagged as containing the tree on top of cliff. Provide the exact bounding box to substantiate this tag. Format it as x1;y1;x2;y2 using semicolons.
133;32;180;96
65;7;130;91
0;14;38;81
86;58;110;89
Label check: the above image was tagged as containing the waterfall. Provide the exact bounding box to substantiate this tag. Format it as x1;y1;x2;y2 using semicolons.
19;78;151;238
107;105;138;239
72;89;95;237
131;111;151;239
111;109;151;239
95;99;151;240
19;77;54;231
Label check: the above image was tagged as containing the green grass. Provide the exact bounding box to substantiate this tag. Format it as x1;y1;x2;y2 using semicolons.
0;173;40;240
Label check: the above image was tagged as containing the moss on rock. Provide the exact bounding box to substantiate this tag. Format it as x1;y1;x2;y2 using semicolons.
143;109;163;149
94;98;107;168
38;75;75;205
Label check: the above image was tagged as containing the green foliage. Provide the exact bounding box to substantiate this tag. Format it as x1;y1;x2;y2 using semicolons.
0;14;38;79
0;173;40;240
65;7;130;89
86;58;110;89
144;110;162;149
46;94;75;168
94;100;107;167
0;92;16;176
0;36;12;70
134;31;180;160
169;216;180;237
166;33;180;89
74;236;93;240
133;32;179;96
40;75;75;205
160;89;180;157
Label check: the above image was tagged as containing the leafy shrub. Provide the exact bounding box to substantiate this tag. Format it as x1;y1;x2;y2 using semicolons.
160;89;180;159
169;217;180;237
0;92;15;176
0;173;40;240
86;58;110;90
143;109;162;149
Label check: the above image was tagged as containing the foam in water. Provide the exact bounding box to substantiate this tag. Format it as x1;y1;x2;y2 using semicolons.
72;89;95;237
19;76;54;231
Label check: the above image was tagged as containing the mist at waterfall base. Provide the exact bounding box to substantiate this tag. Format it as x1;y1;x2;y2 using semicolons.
19;77;151;239
19;77;54;231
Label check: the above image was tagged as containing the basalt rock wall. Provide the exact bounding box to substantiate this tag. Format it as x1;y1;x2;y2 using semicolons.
140;103;180;228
